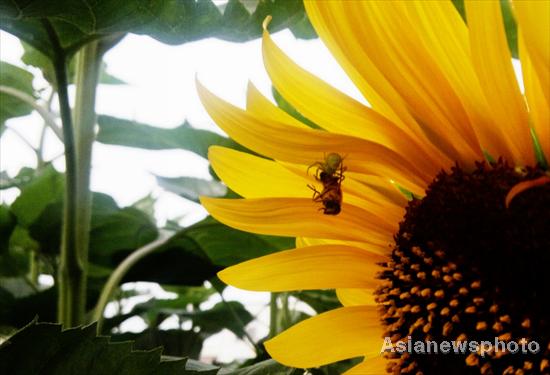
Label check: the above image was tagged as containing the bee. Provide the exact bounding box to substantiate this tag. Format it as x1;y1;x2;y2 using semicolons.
307;153;346;215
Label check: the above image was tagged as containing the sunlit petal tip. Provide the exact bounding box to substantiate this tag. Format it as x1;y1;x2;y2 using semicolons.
262;15;272;31
264;306;384;368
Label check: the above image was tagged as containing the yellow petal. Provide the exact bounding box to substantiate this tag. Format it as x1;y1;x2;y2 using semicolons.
296;237;391;256
349;173;410;208
209;146;310;198
514;0;550;105
265;306;383;367
303;0;428;140
305;0;483;165
262;27;447;176
197;80;430;194
465;0;531;164
218;245;386;292
337;288;377;307
343;357;387;375
200;197;395;243
520;36;550;160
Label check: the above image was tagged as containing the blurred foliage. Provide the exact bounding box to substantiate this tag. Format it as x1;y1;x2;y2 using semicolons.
0;0;314;367
0;61;35;130
0;320;214;375
96;115;249;157
0;0;316;59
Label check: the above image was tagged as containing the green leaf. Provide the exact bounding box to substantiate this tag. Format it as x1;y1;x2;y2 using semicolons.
121;233;221;286
126;299;254;339
140;288;217;313
184;216;294;267
0;61;35;128
220;359;296;375
0;320;210;375
89;207;158;259
531;127;549;169
132;193;157;220
0;0;315;59
0;287;57;328
111;329;204;359
213;0;316;42
1;226;34;276
10;165;64;227
156;175;227;203
292;290;341;314
7;165;158;261
96;115;246;159
180;301;253;338
499;0;518;59
0;167;36;190
0;205;16;253
451;0;518;58
272;86;319;129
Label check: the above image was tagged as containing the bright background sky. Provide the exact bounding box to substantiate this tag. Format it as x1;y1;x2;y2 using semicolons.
0;27;360;363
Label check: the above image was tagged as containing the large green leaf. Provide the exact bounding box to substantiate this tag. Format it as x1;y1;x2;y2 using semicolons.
0;0;315;59
111;329;205;359
121;233;221;286
89;207;158;259
0;286;57;327
184;216;294;267
0;320;209;375
0;61;35;129
136;299;253;338
96;115;245;158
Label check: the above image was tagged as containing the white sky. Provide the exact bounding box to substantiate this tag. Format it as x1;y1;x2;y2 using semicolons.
0;28;356;363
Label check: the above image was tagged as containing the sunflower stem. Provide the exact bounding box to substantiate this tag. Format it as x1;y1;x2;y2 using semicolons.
43;19;83;328
269;292;279;338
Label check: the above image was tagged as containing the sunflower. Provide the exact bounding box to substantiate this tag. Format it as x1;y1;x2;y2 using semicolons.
197;1;550;374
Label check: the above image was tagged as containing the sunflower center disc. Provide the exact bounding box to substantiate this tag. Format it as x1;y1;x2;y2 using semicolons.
376;162;550;375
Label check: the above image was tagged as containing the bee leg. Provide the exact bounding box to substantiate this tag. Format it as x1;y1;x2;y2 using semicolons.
307;184;323;201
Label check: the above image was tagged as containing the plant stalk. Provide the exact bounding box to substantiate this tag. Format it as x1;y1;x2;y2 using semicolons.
43;20;82;327
269;292;279;338
69;40;102;327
